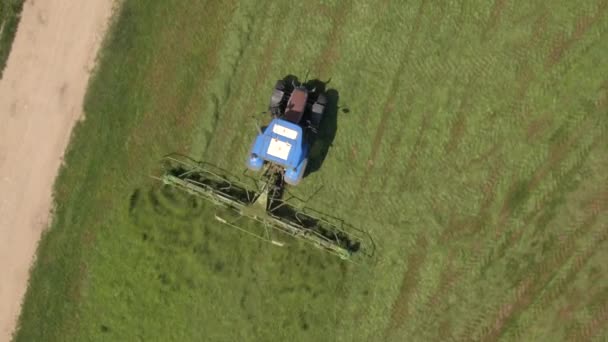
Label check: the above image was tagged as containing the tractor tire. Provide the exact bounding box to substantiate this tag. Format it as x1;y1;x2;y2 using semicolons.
269;80;286;115
311;102;325;127
269;89;284;108
316;93;327;105
269;82;285;117
274;80;285;91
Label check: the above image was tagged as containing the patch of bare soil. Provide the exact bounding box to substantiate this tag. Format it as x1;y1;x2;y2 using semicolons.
0;1;114;340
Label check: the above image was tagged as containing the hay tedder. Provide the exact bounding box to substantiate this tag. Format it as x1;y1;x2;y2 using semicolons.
156;77;373;261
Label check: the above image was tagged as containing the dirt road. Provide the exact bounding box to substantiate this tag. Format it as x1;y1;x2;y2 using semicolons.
0;0;114;339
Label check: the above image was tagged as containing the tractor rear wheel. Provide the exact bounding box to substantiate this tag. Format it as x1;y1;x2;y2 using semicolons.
274;80;285;91
311;94;327;126
315;93;327;105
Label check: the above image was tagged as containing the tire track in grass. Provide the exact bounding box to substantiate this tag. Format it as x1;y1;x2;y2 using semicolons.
440;157;503;243
443;75;477;154
312;0;353;77
383;235;428;340
365;0;426;169
499;125;599;240
508;189;606;339
506;6;548;120
596;79;608;111
222;1;288;167
398;112;431;190
396;66;477;192
450;141;602;340
515;223;608;339
352;0;428;210
139;1;237;155
373;0;450;191
526;112;553;142
479;134;603;292
521;136;603;234
202;2;267;165
464;142;501;169
496;114;595;236
545;0;608;69
568;299;608;341
456;130;606;339
280;1;350;75
472;189;608;342
281;1;334;64
312;0;395;169
481;0;508;41
418;251;461;340
375;89;416;191
223;39;280;164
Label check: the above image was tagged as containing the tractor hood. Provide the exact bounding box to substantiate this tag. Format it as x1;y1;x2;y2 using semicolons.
251;119;305;169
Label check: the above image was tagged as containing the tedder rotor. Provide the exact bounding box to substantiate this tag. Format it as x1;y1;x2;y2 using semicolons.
155;77;373;261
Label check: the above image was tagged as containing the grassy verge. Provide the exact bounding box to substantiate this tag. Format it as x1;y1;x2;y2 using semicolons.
15;0;608;341
0;0;24;78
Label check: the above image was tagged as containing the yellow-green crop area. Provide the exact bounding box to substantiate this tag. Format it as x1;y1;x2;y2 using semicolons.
15;1;608;341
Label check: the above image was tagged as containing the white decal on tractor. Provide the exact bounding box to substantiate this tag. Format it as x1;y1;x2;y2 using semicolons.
267;138;292;160
272;124;298;140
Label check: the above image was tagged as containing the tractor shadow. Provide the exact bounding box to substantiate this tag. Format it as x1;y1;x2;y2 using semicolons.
303;80;340;176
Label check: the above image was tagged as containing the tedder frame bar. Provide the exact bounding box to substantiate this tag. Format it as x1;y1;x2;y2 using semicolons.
155;155;374;261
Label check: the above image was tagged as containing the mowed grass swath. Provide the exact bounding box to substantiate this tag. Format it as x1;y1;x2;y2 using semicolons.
15;0;608;341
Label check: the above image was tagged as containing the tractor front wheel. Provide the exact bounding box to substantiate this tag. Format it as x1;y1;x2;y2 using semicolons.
269;80;286;117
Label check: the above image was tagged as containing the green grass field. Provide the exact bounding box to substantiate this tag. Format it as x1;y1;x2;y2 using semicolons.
14;0;608;341
0;0;24;77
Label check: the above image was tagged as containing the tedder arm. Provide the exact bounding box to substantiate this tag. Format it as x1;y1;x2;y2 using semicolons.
154;154;373;261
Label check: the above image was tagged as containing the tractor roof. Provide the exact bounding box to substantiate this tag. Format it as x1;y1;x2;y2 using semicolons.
254;119;304;169
284;87;308;124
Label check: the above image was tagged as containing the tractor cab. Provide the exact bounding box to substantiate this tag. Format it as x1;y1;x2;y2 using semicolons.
246;118;309;185
247;78;327;186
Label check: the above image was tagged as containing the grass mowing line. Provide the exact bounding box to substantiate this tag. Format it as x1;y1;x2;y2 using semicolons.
463;164;607;340
351;0;428;211
439;157;504;244
516;222;608;339
545;0;608;69
0;0;24;78
474;194;607;341
312;0;353;77
476;134;602;278
220;0;289;168
443;74;478;154
496;114;597;236
482;0;509;41
383;235;429;340
375;88;416;190
197;0;265;167
569;300;608;341
437;131;604;340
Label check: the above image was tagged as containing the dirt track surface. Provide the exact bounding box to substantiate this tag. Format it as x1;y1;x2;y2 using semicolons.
0;0;113;339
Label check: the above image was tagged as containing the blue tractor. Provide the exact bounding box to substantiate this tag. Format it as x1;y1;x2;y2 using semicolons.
246;78;327;185
157;77;374;260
